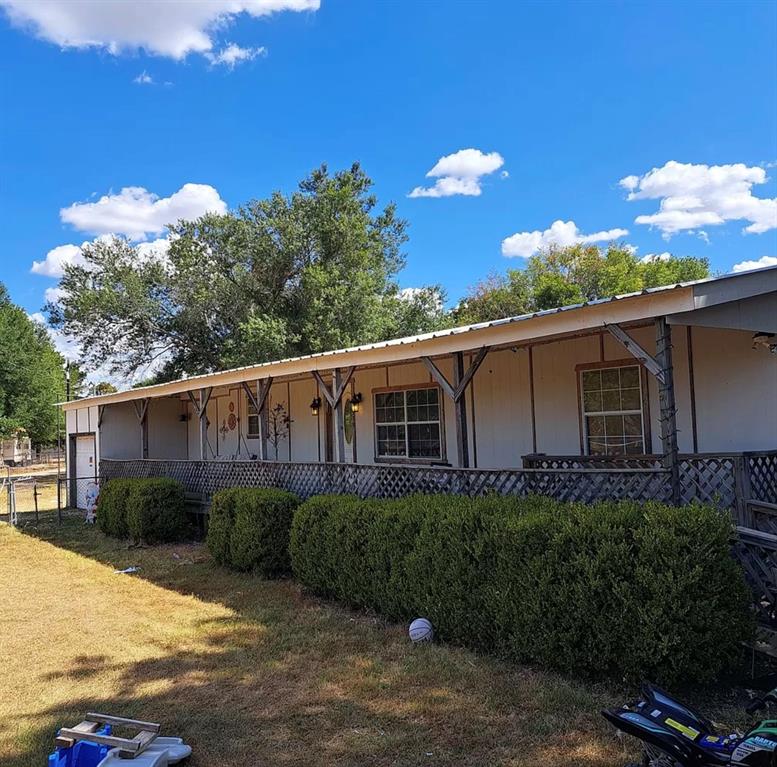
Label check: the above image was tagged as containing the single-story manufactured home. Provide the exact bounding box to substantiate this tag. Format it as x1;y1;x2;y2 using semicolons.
62;267;777;514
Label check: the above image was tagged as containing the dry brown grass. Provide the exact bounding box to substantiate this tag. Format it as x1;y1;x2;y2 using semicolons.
0;514;649;766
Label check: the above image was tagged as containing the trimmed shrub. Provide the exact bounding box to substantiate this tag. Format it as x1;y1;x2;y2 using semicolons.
126;478;186;544
97;477;186;543
207;487;300;576
96;478;133;538
290;493;754;684
207;488;240;566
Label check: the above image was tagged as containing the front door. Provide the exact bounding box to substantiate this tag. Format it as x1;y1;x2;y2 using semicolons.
217;390;239;458
74;434;96;509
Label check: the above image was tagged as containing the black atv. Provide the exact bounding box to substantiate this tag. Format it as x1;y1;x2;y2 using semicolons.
602;683;777;766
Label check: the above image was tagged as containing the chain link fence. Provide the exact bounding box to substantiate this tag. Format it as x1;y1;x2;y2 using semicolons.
1;473;58;524
1;473;97;525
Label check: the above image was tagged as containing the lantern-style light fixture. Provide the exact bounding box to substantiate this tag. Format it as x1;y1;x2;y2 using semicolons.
310;396;322;417
350;392;363;413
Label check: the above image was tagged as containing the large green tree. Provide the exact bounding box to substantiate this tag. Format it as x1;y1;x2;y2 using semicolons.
0;284;69;445
453;244;710;324
49;164;447;380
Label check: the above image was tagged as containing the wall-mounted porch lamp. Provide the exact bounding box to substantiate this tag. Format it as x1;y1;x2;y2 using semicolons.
310;396;322;416
350;392;363;413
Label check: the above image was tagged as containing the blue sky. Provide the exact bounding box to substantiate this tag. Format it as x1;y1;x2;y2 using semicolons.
1;0;776;337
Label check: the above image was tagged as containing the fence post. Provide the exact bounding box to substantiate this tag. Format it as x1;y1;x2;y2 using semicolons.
9;481;16;526
655;317;681;505
735;455;754;527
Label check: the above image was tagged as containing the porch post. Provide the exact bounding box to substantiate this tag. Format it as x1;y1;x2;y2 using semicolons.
198;388;209;461
141;409;148;459
421;347;489;469
655;317;681;505
334;368;346;463
132;398;150;459
453;352;469;468
311;368;355;464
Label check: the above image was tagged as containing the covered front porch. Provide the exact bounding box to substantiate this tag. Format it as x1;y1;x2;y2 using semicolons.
63;269;777;518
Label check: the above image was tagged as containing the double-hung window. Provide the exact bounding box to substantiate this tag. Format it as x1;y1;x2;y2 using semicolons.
580;364;646;455
374;387;443;460
247;399;260;439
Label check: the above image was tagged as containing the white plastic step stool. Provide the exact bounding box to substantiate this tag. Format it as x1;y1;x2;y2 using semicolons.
98;737;192;766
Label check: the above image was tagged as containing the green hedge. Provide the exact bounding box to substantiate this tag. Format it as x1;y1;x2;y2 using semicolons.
96;478;133;538
290;493;753;684
97;477;186;543
207;487;299;575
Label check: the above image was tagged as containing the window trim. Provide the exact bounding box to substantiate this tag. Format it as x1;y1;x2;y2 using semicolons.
371;383;447;464
245;391;261;440
576;359;652;456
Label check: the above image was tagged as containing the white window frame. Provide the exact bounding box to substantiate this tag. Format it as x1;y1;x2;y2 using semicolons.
373;385;445;462
246;397;261;439
579;363;648;456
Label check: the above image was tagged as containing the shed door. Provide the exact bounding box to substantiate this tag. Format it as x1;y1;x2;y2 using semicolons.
75;435;95;509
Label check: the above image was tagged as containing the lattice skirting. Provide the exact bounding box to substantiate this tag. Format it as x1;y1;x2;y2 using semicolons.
523;451;777;511
100;459;674;504
749;452;777;505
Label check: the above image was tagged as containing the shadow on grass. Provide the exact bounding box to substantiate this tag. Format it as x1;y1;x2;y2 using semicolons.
7;513;634;767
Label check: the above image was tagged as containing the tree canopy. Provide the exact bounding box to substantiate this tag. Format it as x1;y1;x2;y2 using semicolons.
47;165;711;384
49;164;447;380
452;244;710;325
0;284;69;445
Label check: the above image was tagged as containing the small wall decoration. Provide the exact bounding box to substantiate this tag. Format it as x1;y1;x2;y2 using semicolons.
229;401;235;413
267;398;292;460
228;413;237;430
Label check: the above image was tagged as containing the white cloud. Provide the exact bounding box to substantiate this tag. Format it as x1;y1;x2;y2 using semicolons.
206;43;266;68
49;329;81;362
27;311;46;325
0;0;318;60
397;286;444;314
731;255;777;273
31;243;86;277
27;307;81;361
60;183;226;240
620;161;777;239
44;286;66;304
32;236;173;280
501;219;629;258
409;148;505;198
133;70;154;85
640;252;672;263
135;237;172;263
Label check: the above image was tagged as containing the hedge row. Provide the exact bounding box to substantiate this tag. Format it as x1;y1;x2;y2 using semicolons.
206;487;299;576
97;477;186;543
289;493;753;684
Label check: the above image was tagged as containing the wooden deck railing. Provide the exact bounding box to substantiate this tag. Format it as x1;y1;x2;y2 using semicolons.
100;458;674;505
101;450;776;513
522;451;777;517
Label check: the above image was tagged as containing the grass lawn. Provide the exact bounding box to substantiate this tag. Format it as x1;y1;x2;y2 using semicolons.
0;514;743;767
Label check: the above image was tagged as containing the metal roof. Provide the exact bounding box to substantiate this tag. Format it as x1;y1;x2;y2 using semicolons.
60;265;777;409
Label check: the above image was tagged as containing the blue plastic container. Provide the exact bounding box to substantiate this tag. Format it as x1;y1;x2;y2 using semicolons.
48;725;111;767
